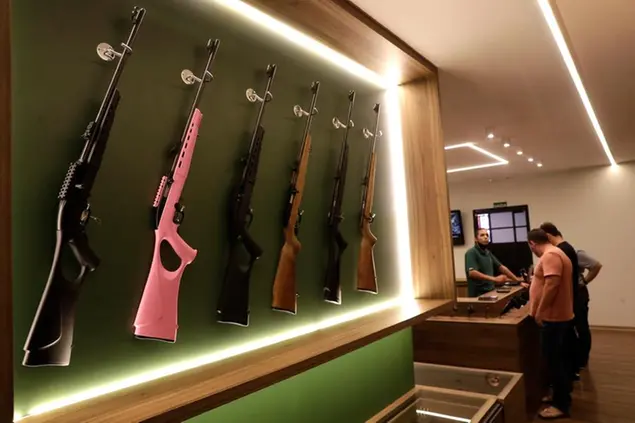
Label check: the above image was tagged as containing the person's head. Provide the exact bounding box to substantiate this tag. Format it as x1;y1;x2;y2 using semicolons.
527;228;551;257
539;222;563;245
475;228;489;247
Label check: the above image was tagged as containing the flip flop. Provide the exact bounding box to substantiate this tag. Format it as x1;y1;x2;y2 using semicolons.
538;406;570;420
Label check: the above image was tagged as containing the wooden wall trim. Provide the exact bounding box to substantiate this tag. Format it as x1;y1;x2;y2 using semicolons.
1;0;13;420
244;0;436;83
21;300;450;423
399;78;454;299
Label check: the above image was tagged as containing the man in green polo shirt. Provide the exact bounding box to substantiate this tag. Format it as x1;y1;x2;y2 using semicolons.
465;228;522;296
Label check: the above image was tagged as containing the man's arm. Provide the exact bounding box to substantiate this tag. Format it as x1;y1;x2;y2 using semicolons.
498;265;523;282
491;253;521;282
535;274;561;322
578;250;602;285
468;269;499;282
584;262;602;284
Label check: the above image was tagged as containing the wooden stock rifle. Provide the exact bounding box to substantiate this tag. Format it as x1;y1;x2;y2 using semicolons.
357;103;382;293
272;81;320;314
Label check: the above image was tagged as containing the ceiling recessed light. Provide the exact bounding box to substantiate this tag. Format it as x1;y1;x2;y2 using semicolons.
537;163;543;168
487;133;495;140
503;142;510;148
528;157;534;162
516;151;523;155
537;0;617;167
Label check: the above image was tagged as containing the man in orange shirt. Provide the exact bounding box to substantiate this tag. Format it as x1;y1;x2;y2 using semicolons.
527;229;574;420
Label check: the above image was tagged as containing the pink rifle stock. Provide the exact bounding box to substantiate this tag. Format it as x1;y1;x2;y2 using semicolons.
133;109;202;342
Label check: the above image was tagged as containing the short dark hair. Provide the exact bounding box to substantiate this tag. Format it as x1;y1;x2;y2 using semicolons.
527;228;550;244
539;222;562;237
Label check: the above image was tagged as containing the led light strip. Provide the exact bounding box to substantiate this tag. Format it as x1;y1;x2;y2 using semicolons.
19;300;400;419
16;1;413;421
212;0;391;88
416;409;471;422
537;0;617;166
444;142;508;174
386;87;414;299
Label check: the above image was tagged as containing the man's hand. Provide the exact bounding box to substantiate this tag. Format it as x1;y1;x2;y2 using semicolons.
534;314;544;327
494;274;507;283
515;275;524;283
521;282;530;289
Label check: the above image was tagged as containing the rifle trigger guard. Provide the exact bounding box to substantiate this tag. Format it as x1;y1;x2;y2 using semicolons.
245;208;254;227
369;213;376;223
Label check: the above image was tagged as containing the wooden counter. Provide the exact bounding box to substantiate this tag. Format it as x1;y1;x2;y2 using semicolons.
413;303;542;419
21;299;451;423
454;286;526;318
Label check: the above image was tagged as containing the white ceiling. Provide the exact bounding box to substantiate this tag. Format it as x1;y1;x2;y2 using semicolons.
350;0;635;182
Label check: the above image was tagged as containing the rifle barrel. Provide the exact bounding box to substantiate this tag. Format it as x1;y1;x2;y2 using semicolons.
247;65;277;159
169;39;221;175
81;7;146;163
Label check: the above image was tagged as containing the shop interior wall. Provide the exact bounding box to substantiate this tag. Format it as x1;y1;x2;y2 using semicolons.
12;0;403;414
449;162;635;327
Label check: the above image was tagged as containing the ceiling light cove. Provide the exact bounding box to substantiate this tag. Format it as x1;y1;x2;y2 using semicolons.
444;142;509;174
537;0;617;166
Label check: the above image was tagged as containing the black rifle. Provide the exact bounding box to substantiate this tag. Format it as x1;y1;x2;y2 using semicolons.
324;91;356;304
23;7;146;367
217;64;277;326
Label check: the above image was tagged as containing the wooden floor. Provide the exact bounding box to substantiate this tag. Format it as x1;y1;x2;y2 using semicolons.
532;328;635;423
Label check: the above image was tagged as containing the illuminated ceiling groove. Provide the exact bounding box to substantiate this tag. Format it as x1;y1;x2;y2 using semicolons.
538;0;617;166
444;142;508;174
15;0;412;420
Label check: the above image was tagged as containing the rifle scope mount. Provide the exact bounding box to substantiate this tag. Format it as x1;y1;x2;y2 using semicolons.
332;117;354;129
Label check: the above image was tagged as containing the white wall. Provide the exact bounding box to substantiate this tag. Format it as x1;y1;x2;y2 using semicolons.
449;162;635;328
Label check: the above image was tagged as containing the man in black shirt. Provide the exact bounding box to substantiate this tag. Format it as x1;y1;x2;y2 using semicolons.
540;222;581;381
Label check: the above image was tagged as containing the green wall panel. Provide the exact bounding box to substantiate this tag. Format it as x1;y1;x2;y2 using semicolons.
187;328;415;423
12;0;400;414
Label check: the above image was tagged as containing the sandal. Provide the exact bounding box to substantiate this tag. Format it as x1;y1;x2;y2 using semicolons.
539;406;569;420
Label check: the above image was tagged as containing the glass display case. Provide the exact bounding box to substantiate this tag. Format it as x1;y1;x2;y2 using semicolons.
386;387;503;423
413;363;525;423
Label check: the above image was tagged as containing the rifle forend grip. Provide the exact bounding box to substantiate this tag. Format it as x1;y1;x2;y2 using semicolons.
356;230;378;293
134;228;197;342
272;235;301;314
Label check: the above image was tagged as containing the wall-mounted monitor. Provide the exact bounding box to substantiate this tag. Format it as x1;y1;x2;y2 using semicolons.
450;209;465;246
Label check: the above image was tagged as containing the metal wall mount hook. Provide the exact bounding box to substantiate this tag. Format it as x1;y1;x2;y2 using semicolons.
246;88;273;103
362;128;383;139
332;117;354;129
181;69;213;85
293;105;319;118
96;42;132;62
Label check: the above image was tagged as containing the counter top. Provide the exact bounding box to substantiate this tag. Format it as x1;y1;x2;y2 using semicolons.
427;304;530;325
456;286;525;305
21;299;451;423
